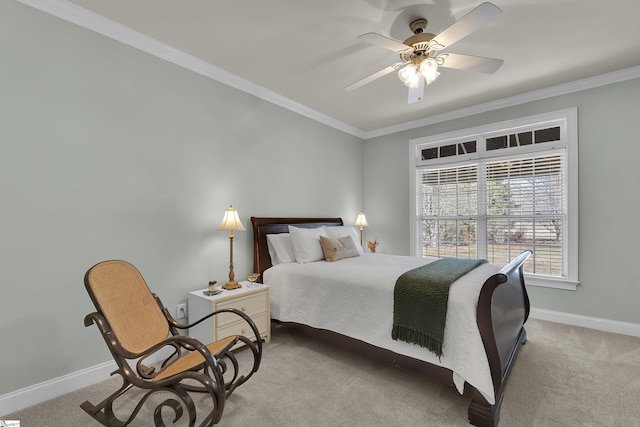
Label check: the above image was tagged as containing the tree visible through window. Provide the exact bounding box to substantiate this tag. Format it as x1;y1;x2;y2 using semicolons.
410;110;578;289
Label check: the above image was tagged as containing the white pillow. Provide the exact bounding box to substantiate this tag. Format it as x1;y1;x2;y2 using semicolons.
266;233;296;265
288;225;328;263
324;226;364;255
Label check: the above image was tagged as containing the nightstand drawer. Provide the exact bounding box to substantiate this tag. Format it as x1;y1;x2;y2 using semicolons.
216;292;268;327
217;312;268;342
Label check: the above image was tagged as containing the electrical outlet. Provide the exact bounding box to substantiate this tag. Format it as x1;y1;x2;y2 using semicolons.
176;303;187;319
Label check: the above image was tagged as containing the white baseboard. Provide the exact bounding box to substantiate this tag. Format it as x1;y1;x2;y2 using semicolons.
2;309;638;416
0;360;116;416
529;308;640;337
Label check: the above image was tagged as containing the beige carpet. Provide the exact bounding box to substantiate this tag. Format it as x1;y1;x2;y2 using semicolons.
4;318;640;426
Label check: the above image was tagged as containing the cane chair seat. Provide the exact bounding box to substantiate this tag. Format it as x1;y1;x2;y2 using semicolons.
153;336;237;382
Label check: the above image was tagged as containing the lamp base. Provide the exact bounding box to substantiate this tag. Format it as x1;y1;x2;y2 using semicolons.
222;280;242;290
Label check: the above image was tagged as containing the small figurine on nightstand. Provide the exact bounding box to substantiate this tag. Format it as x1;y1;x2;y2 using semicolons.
246;273;261;287
203;280;222;296
367;237;379;253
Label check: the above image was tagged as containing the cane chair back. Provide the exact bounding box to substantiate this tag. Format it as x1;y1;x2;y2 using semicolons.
85;260;169;355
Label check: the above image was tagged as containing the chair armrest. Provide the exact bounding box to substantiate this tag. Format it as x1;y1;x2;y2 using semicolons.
138;334;226;385
213;308;263;358
158;294;264;347
179;308;262;353
87;309;217;363
142;334;213;358
168;307;255;330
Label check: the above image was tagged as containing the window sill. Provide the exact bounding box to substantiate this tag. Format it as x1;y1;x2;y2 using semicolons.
524;274;578;291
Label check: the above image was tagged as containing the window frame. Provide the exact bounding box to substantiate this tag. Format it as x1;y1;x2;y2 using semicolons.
409;108;579;290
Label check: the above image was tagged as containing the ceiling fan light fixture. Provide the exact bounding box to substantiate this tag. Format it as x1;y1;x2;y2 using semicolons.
399;57;440;88
420;58;440;85
405;76;422;88
424;68;440;85
398;64;421;88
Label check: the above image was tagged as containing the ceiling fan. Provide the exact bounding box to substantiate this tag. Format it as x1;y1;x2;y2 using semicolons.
345;2;504;104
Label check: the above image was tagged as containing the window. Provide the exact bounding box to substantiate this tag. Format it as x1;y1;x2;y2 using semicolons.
409;109;578;290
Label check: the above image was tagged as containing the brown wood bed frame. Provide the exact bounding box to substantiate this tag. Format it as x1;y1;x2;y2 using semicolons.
251;216;531;427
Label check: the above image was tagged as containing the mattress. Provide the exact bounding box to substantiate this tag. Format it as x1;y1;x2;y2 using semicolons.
264;253;501;404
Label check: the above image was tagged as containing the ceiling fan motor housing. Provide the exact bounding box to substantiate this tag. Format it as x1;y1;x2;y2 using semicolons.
400;32;437;62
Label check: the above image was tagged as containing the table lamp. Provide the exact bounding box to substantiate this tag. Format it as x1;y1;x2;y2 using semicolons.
217;205;246;290
354;211;368;246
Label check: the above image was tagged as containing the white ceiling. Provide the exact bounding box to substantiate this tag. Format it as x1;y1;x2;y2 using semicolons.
41;0;640;135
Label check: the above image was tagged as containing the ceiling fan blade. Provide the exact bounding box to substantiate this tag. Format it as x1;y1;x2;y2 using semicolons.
432;2;502;50
408;78;425;104
438;53;503;74
357;32;412;54
345;63;403;91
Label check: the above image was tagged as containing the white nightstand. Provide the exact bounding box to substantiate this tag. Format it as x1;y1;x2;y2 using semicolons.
188;283;270;347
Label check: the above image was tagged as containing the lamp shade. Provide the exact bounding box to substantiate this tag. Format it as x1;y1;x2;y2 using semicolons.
354;211;368;227
217;205;246;231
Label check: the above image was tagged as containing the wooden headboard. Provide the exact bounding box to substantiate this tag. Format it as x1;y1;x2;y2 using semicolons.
250;217;343;281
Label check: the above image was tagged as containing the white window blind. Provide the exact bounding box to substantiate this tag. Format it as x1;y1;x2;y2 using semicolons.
484;153;566;276
410;109;578;289
417;164;478;259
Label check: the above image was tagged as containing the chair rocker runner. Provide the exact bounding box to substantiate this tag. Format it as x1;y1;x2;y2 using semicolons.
81;260;262;426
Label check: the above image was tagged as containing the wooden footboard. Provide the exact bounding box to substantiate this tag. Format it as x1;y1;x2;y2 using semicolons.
470;250;532;427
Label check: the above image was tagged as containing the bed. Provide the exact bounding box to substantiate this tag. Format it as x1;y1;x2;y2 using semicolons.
251;217;531;427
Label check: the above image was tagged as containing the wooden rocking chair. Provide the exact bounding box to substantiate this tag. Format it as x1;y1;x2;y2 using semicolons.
81;260;262;426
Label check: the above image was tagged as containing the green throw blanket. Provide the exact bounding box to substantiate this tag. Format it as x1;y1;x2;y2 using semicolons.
392;257;487;357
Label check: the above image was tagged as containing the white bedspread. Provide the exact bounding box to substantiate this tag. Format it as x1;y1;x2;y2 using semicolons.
264;253;501;404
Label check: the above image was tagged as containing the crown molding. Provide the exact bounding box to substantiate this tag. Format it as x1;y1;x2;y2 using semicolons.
16;0;366;139
363;65;640;139
15;0;640;141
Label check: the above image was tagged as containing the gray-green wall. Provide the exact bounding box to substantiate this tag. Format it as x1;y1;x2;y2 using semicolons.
2;0;639;400
0;1;362;395
364;78;640;326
